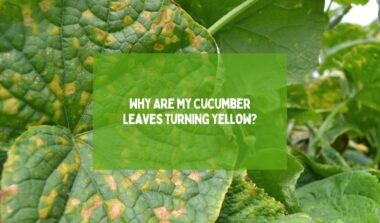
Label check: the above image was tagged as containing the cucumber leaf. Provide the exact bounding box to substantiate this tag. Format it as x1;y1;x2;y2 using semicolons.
0;1;234;222
1;126;232;222
177;0;326;83
296;171;380;223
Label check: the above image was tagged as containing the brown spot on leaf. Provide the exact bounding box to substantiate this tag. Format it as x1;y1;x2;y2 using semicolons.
39;0;53;12
154;43;164;51
106;199;125;220
81;196;102;221
82;9;93;19
106;176;117;191
154;207;170;222
188;172;201;183
4;184;18;196
65;83;76;96
3;98;20;115
123;15;134;26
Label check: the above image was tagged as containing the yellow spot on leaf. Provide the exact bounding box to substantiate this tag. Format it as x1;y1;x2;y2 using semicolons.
123;15;134;26
133;23;147;33
58;136;70;146
77;134;88;142
110;0;130;11
130;171;144;181
38;115;49;124
65;83;76;96
75;124;88;135
190;35;203;48
122;178;133;187
79;91;90;106
39;0;53;12
48;26;60;35
165;35;178;45
162;23;175;36
155;170;171;184
72;37;80;49
106;199;125;220
12;73;21;84
0;87;11;99
188;172;201;183
154;43;164;51
65;198;81;214
3;154;19;172
141;11;152;20
153;206;185;222
161;7;173;23
106;34;117;44
31;136;45;147
174;185;186;196
82;9;93;19
52;99;62;120
3;98;20;115
39;190;58;219
172;206;185;218
94;28;107;42
85;56;93;65
81;195;103;222
49;75;63;98
154;207;170;223
4;184;18;197
22;6;34;27
105;176;117;191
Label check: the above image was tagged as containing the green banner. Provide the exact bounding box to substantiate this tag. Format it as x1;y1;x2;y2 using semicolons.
93;54;287;170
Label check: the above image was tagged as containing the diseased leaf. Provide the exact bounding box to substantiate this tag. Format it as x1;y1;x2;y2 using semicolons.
1;126;233;223
342;44;380;132
307;75;345;111
0;0;236;222
296;171;380;223
216;171;285;223
0;0;217;144
287;84;321;124
322;42;380;132
178;0;326;82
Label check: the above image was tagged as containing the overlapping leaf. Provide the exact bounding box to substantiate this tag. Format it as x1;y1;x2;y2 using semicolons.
296;171;380;223
178;0;325;82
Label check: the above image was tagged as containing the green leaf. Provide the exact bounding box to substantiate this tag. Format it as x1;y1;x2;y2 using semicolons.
216;171;285;223
248;154;304;213
323;23;367;49
272;213;314;223
1;126;233;222
293;149;346;187
296;171;380;223
178;0;326;82
334;0;369;5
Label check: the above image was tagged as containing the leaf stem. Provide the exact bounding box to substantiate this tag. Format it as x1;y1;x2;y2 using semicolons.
208;0;258;35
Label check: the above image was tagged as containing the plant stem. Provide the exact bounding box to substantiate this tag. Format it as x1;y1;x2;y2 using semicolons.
328;4;352;29
208;0;258;35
